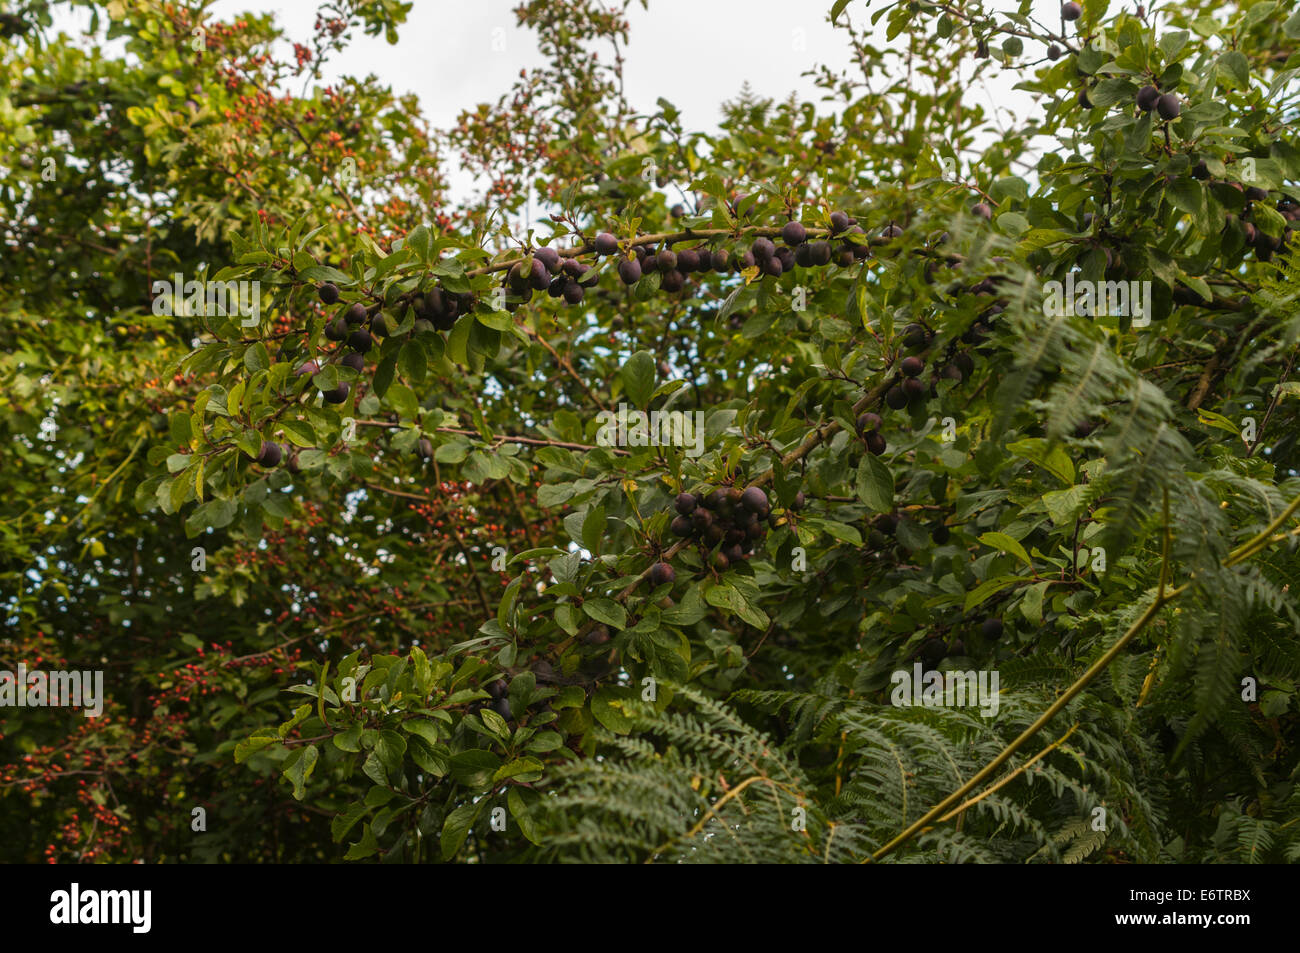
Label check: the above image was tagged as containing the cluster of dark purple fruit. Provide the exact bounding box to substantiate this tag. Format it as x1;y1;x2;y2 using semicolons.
914;617;1003;668
663;483;803;574
1222;196;1296;264
504;245;594;309
591;209;887;296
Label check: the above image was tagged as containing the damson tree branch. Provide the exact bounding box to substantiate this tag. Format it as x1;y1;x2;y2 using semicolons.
866;490;1300;863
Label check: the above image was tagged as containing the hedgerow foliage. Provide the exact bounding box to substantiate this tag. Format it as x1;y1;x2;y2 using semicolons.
2;0;1299;863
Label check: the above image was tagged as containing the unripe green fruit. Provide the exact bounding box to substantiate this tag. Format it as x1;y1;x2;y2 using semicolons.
594;232;619;255
318;282;340;304
1135;84;1160;111
649;561;675;586
256;440;282;467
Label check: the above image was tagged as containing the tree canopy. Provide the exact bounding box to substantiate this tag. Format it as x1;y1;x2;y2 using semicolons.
2;0;1299;864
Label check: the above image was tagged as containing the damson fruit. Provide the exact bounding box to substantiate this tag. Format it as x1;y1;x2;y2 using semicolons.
972;202;993;221
675;492;697;515
661;270;685;293
347;328;372;352
865;431;887;455
548;276;567;298
341;352;365;372
724;543;745;563
529;258;550;290
1046;43;1061;60
794;243;813;267
776;246;795;271
295;360;320;377
563;281;585;304
856;411;882;433
670;515;694;537
941;363;964;382
902;377;927;402
562;259;584;277
1078;87;1092;108
710;551;730;571
318;282;340;304
920;638;947;665
931;524;950;544
492;696;512;721
885;385;908;409
534;246;561;273
649;562;675;587
486;678;508;698
902;323;929;349
737;250;756;270
584;626;611;646
809;241;831;266
691;508;714;530
829;210;851;234
1135;84;1160;111
782;221;808;245
1156;93;1181;120
416;437;434;459
256;440;282;467
323;381;350;404
741;486;768;513
881;224;903;239
752;237;775;261
594;232;619;255
676;248;700;273
656;249;678;273
710;248;729;271
325;317;348;341
344;302;368;325
875;513;899;535
762;256;784;277
901;356;924;377
953;351;975;377
981;617;1004;639
618;258;642;284
1061;1;1081;20
835;247;856;267
1245;186;1268;202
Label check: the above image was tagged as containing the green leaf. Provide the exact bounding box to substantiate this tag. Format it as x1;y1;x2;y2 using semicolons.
979;531;1033;568
964;575;1022;613
620;350;656;408
282;744;319;800
583;598;627;629
440;800;481;860
856;454;894;511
